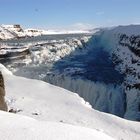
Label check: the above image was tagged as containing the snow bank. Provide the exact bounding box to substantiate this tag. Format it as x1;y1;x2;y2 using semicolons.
2;64;115;140
0;111;114;140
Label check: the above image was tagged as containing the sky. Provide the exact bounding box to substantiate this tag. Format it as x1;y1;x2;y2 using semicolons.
0;0;140;30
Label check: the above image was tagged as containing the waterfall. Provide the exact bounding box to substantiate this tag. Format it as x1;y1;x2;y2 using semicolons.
44;74;125;117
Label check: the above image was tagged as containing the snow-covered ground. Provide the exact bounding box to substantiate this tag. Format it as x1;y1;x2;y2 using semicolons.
0;111;114;140
0;64;140;140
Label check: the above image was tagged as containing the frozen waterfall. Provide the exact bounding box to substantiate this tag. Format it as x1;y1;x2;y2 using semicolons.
45;74;125;117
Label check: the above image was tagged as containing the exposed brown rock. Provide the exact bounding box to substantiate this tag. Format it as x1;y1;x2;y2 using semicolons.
0;72;8;111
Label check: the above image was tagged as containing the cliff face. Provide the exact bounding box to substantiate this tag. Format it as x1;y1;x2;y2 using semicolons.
112;34;140;120
0;72;7;111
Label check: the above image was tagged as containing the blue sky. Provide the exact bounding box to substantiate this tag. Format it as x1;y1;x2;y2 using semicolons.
0;0;140;29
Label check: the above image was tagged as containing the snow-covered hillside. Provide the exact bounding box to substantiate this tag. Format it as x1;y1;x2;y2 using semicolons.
0;64;140;140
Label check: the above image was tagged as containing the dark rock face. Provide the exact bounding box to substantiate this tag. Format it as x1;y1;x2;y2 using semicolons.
115;34;140;88
114;34;140;120
0;72;8;111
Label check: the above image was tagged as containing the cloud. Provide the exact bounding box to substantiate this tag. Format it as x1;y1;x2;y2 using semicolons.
96;11;105;16
46;23;95;31
70;23;94;30
107;19;114;23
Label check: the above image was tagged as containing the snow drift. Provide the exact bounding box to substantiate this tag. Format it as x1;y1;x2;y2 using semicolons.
0;111;115;140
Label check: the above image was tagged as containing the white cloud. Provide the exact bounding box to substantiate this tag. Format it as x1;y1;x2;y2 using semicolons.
107;19;114;24
96;11;105;16
45;23;95;31
70;23;94;30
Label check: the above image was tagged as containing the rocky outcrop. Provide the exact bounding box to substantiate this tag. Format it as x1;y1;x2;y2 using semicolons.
0;47;30;63
0;72;8;111
0;25;25;40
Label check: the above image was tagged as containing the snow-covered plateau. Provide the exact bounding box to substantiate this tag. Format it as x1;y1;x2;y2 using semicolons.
0;24;140;140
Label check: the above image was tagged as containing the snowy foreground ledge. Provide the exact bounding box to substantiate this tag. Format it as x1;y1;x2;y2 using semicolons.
0;111;113;140
0;64;140;140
